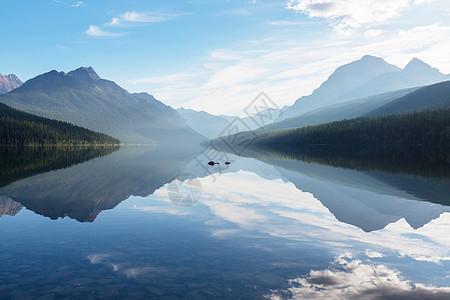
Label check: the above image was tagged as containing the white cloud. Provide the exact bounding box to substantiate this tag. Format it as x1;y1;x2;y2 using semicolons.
85;25;123;37
87;11;181;38
132;205;191;216
130;22;450;116
269;20;319;25
365;249;385;258
107;11;182;26
286;0;433;29
364;29;384;38
267;255;450;299
72;1;84;7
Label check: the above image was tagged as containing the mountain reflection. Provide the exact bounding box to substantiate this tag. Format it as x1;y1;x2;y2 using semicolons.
0;145;200;222
1;143;449;233
0;146;119;189
182;145;450;232
0;196;23;217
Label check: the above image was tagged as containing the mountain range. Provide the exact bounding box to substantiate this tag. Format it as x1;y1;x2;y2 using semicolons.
265;80;450;131
1;55;448;144
177;55;449;136
0;67;204;144
0;73;22;93
278;55;449;121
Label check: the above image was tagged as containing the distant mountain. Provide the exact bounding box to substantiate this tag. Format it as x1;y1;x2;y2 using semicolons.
0;102;120;146
280;56;448;121
0;67;204;144
339;58;449;101
368;80;450;116
279;55;401;120
0;73;22;93
178;107;277;139
177;107;232;139
265;87;418;131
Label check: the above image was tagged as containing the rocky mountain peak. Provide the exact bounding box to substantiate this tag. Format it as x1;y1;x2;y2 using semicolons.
67;66;101;82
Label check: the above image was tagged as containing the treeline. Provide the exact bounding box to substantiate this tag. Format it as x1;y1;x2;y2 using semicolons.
0;102;120;145
252;108;449;150
239;108;449;178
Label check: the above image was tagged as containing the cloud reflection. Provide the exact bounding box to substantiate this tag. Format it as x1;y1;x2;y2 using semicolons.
267;254;450;300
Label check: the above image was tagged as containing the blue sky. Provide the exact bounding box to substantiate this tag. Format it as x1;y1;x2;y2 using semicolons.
1;0;450;115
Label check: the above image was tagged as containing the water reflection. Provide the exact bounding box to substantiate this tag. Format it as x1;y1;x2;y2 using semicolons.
0;144;449;298
0;196;23;217
267;253;450;299
0;146;119;188
0;145;199;221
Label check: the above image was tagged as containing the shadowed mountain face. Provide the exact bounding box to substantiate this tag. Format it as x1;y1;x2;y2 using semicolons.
0;145;200;222
0;67;205;144
0;73;22;93
367;80;450;116
279;56;448;122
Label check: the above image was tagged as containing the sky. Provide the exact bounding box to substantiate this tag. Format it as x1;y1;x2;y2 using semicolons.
1;0;450;115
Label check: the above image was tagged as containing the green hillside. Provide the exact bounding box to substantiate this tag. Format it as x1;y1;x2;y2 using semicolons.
0;102;120;145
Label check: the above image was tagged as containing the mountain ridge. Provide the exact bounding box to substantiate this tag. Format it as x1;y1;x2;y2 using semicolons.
0;67;205;144
279;56;448;122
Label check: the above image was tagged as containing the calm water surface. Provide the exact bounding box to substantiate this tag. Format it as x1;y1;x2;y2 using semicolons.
0;146;449;299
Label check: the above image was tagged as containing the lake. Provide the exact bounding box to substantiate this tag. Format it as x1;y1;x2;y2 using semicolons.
0;145;449;299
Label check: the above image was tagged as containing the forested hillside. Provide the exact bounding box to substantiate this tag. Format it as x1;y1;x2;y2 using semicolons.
251;108;449;148
0;102;120;145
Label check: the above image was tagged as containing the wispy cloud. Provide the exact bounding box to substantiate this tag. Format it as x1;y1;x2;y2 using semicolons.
269;20;321;26
85;25;124;37
287;0;434;30
132;22;450;115
52;0;85;7
107;11;183;27
72;1;84;7
86;10;182;38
